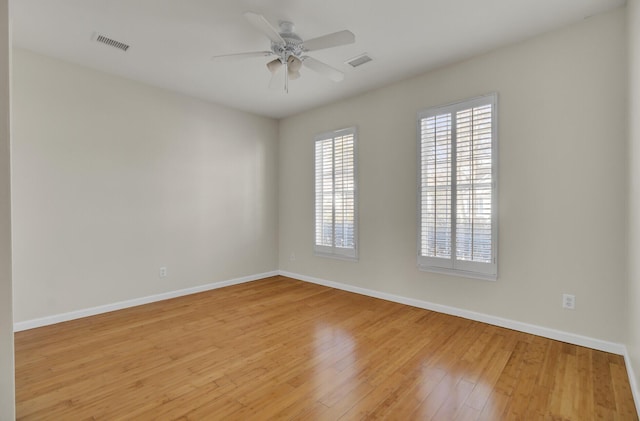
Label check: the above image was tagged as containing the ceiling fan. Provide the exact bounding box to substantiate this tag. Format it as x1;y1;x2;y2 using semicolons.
212;12;355;92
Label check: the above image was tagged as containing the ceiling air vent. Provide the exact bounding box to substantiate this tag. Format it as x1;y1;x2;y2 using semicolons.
94;34;130;52
346;53;372;68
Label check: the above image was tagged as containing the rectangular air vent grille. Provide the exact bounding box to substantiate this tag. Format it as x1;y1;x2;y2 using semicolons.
346;54;372;68
96;34;130;52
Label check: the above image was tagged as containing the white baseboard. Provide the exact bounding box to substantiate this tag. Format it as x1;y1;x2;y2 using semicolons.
279;270;626;356
13;268;628;355
13;271;279;332
624;349;640;418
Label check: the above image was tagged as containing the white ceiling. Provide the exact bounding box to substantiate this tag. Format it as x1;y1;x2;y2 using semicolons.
11;0;625;119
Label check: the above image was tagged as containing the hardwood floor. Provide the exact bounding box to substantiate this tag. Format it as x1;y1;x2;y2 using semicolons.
15;276;638;420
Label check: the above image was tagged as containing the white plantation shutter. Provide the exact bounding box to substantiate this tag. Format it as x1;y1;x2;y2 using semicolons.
418;94;497;279
420;113;452;260
314;128;357;259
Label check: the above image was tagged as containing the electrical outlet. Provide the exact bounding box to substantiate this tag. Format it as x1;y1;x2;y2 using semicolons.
290;252;296;261
159;267;167;278
562;294;575;310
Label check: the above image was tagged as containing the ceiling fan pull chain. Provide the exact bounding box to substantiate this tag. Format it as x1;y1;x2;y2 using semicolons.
285;60;289;93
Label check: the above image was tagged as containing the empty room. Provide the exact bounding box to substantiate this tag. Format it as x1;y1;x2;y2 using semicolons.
1;0;640;419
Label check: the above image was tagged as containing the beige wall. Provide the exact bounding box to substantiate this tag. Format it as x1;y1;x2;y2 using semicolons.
11;49;279;322
0;0;13;419
279;9;627;342
628;0;640;397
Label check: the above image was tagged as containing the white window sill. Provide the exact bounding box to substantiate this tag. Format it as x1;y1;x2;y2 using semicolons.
418;265;497;281
314;251;359;262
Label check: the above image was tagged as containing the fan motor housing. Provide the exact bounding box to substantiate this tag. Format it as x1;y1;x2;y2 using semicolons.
271;21;304;62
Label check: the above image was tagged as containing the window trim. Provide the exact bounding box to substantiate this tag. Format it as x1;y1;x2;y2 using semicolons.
313;126;359;261
416;93;498;280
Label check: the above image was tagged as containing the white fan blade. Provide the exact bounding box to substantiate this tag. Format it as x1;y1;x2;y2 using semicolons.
303;56;344;82
243;12;285;44
303;30;355;52
212;51;273;61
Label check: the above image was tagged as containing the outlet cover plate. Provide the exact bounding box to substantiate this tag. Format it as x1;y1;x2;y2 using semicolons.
562;294;575;310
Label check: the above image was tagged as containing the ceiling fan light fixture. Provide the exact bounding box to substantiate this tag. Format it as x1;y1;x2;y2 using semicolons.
287;55;302;72
266;58;282;73
288;70;301;80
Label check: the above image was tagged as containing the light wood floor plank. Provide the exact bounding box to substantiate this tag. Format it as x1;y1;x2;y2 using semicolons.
15;276;638;420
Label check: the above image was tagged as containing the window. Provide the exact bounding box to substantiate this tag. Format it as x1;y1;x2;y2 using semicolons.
314;127;358;260
418;94;497;280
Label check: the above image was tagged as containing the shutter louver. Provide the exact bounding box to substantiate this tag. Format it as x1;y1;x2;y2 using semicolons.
421;114;452;260
334;134;355;249
315;139;334;247
456;105;492;263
